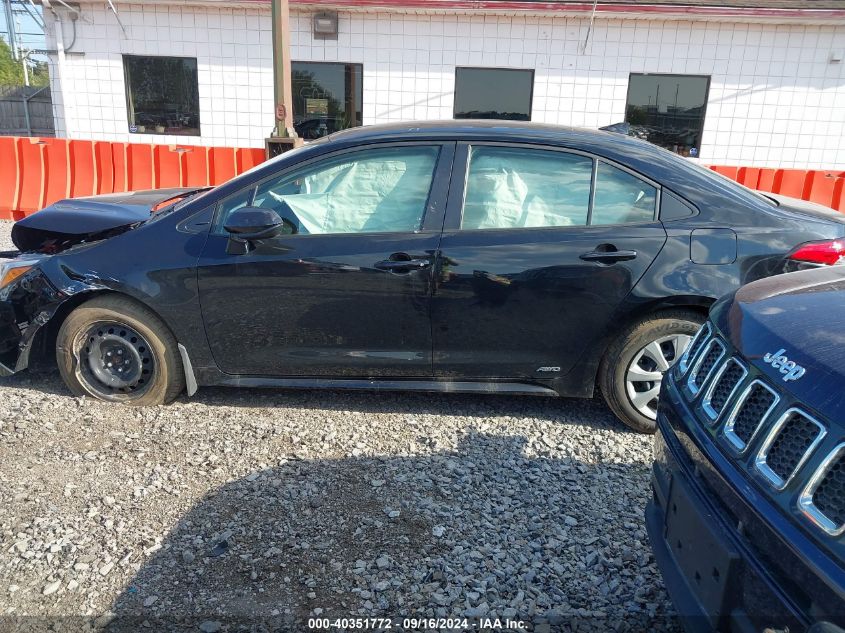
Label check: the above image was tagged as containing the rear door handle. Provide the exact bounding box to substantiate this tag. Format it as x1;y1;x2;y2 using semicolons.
579;249;638;263
374;259;432;271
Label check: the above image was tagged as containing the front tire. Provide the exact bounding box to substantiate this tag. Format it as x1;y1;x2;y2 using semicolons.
56;295;185;405
599;310;705;433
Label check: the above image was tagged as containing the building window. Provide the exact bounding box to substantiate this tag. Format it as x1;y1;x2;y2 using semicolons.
454;67;534;121
123;55;200;136
625;73;710;158
292;62;363;140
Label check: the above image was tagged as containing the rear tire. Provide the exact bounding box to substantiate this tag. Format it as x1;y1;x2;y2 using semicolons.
599;310;705;434
56;295;185;405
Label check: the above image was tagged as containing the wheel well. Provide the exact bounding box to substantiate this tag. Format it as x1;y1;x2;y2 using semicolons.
631;303;709;326
582;300;712;395
603;301;711;359
28;291;163;369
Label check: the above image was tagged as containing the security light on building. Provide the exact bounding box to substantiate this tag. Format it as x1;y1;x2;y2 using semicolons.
312;11;338;39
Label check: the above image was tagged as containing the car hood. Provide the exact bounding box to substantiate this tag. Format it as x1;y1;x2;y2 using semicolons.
11;188;208;253
713;265;845;418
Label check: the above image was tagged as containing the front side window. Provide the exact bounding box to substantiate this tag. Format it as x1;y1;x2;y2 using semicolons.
625;73;710;158
461;146;592;230
292;62;363;140
218;146;440;235
123;55;200;136
454;67;534;121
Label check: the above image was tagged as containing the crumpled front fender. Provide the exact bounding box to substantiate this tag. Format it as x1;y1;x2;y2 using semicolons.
0;268;89;376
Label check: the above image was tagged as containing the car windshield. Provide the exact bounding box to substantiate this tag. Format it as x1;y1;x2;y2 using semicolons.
172;188;212;212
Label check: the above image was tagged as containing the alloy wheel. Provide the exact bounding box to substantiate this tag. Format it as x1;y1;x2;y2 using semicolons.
625;333;692;420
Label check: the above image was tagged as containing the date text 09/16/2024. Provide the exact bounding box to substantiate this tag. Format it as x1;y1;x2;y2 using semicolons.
307;617;528;630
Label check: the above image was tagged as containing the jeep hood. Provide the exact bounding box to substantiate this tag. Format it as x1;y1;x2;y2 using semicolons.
11;188;208;253
713;266;845;417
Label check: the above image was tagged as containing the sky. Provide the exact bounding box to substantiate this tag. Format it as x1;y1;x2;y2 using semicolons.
0;1;47;54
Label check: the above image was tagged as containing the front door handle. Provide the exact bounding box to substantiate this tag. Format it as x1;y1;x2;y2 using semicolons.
580;249;638;263
374;259;432;272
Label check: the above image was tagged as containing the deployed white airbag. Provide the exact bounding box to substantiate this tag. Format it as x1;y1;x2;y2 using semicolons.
267;149;437;234
461;148;593;230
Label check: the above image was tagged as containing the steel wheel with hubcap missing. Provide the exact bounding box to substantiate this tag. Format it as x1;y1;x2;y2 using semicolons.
57;295;185;405
599;310;704;434
624;333;692;420
75;321;156;399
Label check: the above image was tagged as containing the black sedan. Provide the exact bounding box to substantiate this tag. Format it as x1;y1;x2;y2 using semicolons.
1;121;844;433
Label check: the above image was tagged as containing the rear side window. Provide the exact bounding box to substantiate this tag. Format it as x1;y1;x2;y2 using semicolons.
216;145;440;235
460;146;658;230
591;162;657;225
461;146;592;230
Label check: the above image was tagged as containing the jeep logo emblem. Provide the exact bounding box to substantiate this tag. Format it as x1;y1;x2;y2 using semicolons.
762;348;806;382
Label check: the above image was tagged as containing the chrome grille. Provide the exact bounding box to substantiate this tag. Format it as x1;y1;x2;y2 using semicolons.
722;380;779;453
675;324;841;540
800;444;845;536
677;323;710;375
756;408;826;490
687;338;725;395
701;359;746;421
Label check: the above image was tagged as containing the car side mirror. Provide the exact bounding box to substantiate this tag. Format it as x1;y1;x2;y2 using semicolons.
223;206;296;254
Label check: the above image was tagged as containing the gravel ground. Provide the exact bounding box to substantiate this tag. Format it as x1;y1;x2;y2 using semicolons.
1;220;13;251
0;220;678;632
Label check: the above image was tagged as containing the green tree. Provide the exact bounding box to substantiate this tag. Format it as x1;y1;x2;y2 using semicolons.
0;38;50;87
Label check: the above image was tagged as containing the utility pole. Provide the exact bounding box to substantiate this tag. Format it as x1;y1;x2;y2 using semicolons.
16;16;29;85
3;0;18;59
266;0;301;157
21;50;29;85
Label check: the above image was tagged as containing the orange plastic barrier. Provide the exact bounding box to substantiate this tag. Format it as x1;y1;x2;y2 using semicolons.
2;137;843;222
237;147;265;174
181;145;209;188
69;140;97;199
111;143;129;194
804;171;839;209
775;169;808;199
0;138;265;220
127;143;154;191
154;145;182;189
833;179;845;212
710;165;738;181
736;167;761;189
42;138;70;208
16;139;46;215
0;137;21;219
94;141;114;195
709;165;845;213
757;168;778;193
209;146;237;185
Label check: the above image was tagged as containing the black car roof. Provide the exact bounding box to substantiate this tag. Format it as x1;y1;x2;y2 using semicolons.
327;119;641;149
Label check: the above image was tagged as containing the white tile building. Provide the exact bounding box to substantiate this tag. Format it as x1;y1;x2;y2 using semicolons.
42;0;845;168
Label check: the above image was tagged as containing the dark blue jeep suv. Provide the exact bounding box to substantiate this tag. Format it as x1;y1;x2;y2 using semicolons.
648;265;845;632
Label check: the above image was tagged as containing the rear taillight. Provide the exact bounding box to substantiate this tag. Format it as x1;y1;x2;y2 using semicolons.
788;240;845;266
